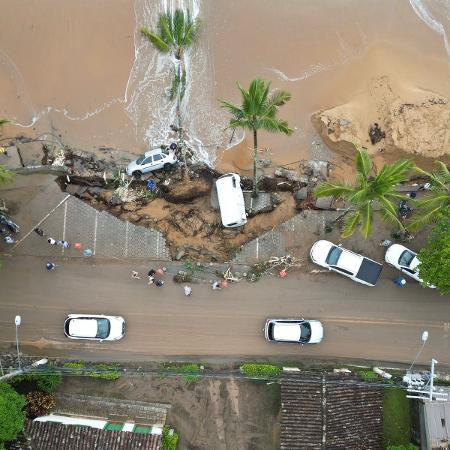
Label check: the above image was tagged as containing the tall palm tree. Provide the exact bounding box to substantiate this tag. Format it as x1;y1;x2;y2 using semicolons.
220;78;293;197
408;161;450;231
315;144;414;238
141;9;200;105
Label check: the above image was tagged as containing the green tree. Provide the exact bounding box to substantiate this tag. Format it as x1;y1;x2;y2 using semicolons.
141;9;200;104
221;78;293;197
0;382;26;448
417;209;450;294
315;144;414;238
409;161;450;231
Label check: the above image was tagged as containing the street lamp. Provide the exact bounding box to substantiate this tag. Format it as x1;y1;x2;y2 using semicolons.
14;315;21;370
408;330;429;373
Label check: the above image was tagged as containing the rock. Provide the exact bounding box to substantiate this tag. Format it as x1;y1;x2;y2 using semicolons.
175;248;186;260
16;141;44;166
294;187;308;202
369;123;385;145
314;196;334;209
122;203;139;212
270;192;283;206
274;167;300;182
99;190;114;203
302;160;329;180
258;159;272;168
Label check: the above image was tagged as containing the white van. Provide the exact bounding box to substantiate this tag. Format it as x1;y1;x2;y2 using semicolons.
215;173;247;228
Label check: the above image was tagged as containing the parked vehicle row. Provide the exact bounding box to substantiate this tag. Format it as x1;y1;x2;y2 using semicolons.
310;239;431;288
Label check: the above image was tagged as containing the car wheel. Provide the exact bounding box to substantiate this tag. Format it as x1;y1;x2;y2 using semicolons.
132;170;142;179
163;163;172;171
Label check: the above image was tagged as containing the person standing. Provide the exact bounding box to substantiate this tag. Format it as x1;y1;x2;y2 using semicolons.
34;228;45;237
393;276;407;288
154;279;164;288
131;271;140;279
47;237;56;245
211;281;221;290
4;235;15;244
184;286;192;296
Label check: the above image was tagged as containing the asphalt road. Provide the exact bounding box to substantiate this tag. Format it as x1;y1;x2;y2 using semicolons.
0;256;449;367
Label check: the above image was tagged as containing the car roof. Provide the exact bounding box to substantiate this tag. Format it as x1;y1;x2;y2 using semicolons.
337;249;362;272
144;148;167;157
68;318;99;338
273;323;301;341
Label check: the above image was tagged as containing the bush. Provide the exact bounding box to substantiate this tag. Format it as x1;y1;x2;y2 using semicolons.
163;363;202;375
162;426;179;450
13;367;62;393
0;382;26;447
240;364;282;379
88;364;121;380
356;370;380;382
63;362;85;375
26;391;55;418
386;445;418;450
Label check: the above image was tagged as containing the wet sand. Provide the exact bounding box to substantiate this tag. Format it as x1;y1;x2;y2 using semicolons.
0;0;449;170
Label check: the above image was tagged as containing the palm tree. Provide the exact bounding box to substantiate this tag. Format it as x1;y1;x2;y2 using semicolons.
141;9;200;106
315;144;414;238
408;161;450;231
220;78;293;197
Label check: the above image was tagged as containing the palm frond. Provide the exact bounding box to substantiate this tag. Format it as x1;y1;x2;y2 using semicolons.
377;196;403;229
183;12;201;47
375;159;414;186
360;202;373;238
173;9;185;46
158;12;174;46
341;211;361;238
355;147;372;180
219;100;243;119
315;183;355;199
140;27;170;53
268;90;292;107
415;192;450;211
408;206;445;231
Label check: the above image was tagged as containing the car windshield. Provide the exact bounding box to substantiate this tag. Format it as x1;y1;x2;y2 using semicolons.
326;246;343;266
399;250;415;267
96;319;110;339
136;155;146;164
300;322;312;342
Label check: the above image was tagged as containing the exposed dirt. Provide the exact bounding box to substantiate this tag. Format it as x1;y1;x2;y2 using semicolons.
60;376;280;450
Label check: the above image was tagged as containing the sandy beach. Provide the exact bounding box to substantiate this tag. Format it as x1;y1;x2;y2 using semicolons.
0;0;449;174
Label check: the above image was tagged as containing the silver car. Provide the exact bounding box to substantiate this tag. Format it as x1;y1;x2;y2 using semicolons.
64;314;125;341
126;148;177;177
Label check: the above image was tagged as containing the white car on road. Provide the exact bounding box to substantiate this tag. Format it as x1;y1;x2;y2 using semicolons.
310;240;383;286
264;319;324;344
64;314;125;341
385;244;433;287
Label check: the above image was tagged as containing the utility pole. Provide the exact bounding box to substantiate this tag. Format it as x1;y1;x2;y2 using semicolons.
0;358;48;382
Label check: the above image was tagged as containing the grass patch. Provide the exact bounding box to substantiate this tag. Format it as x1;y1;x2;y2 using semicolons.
240;363;282;379
63;362;85;375
435;378;450;386
383;387;412;448
386;444;419;450
162;425;179;450
87;364;122;381
183;374;200;384
162;363;202;375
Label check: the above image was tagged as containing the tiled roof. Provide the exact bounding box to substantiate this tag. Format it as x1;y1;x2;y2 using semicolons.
280;372;383;450
25;421;162;450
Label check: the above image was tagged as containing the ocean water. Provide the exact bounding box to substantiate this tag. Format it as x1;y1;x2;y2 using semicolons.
1;0;449;164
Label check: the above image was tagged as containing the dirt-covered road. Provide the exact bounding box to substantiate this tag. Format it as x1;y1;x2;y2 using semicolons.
0;256;449;367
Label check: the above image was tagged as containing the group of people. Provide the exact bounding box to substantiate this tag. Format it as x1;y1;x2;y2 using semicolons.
131;266;227;296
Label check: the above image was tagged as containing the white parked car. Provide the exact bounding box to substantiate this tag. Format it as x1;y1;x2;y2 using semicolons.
385;244;434;287
64;314;125;341
310;240;383;286
126;148;177;177
264;318;324;344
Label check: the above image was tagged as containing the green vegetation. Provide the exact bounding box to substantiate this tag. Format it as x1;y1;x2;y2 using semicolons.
356;370;380;382
183;374;200;384
417;209;450;294
240;363;282;379
163;363;202;375
221;78;293;197
0;166;14;186
88;364;122;381
383;388;412;448
409;161;450;230
63;361;85;375
0;382;26;449
386;445;419;450
13;368;62;393
0;119;8;128
162;426;179;450
315;144;413;238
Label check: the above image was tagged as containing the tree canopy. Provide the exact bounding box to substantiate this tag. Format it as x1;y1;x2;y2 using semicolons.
417;209;450;294
0;382;26;448
315;144;413;238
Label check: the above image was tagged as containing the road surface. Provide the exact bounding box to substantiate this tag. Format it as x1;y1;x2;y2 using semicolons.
0;256;449;367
